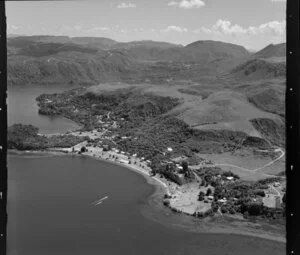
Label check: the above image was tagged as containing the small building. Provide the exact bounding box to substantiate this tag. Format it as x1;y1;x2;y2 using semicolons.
226;176;234;181
167;147;173;152
132;153;137;157
207;195;214;200
177;166;183;170
121;151;125;154
218;199;227;203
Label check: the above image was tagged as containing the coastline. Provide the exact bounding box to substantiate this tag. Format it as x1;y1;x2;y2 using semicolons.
8;148;285;243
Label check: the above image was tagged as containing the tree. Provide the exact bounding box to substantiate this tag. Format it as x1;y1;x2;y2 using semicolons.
211;202;219;213
181;160;188;173
81;146;87;152
198;191;205;201
206;188;212;196
247;202;263;216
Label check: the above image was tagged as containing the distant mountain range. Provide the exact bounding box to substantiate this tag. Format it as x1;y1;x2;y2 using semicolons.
7;35;286;86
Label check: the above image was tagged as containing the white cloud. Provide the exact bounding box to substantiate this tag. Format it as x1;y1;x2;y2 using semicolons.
168;0;205;9
161;25;188;32
168;1;177;6
200;19;286;36
117;2;136;8
86;27;110;33
248;20;286;36
10;25;19;30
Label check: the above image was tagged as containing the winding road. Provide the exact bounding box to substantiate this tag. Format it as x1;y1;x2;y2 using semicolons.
209;148;285;177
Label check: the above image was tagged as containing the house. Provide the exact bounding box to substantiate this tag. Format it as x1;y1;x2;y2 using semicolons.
218;199;227;203
121;151;125;154
132;153;137;157
226;176;234;181
167;147;173;152
177;166;183;170
207;195;214;200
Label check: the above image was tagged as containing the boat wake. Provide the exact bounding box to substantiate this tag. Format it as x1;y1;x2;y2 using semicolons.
90;196;109;206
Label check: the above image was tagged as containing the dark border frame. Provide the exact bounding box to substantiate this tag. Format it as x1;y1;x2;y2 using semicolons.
286;0;300;254
0;1;7;255
0;1;299;255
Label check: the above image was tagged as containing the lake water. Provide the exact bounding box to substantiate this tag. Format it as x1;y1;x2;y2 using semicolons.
7;86;285;255
8;85;80;134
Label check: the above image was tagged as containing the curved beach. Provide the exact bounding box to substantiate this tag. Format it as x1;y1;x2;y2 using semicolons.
13;148;285;243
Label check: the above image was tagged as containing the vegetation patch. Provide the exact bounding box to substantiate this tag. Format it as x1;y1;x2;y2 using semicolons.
8;124;88;150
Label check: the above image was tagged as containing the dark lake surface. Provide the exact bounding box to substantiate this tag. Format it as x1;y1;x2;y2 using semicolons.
8;154;285;255
7;85;285;255
8;85;80;134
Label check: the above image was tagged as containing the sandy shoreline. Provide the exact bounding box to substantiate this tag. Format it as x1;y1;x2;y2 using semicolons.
8;148;285;243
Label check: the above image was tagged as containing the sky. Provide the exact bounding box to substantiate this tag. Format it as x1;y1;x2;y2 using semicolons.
6;0;286;50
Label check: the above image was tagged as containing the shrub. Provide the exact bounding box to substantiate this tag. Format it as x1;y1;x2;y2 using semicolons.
197;212;205;218
163;200;170;206
254;190;265;197
229;208;236;214
221;207;228;214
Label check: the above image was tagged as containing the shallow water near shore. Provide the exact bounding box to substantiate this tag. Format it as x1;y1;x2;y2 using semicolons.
8;153;285;255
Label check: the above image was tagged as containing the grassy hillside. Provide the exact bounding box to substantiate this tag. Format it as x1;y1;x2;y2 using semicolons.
255;43;286;59
229;58;285;81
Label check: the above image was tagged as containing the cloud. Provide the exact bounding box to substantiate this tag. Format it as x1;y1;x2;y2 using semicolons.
117;2;136;8
86;27;110;33
200;19;286;36
248;20;286;36
161;25;188;32
168;0;205;9
10;24;19;30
